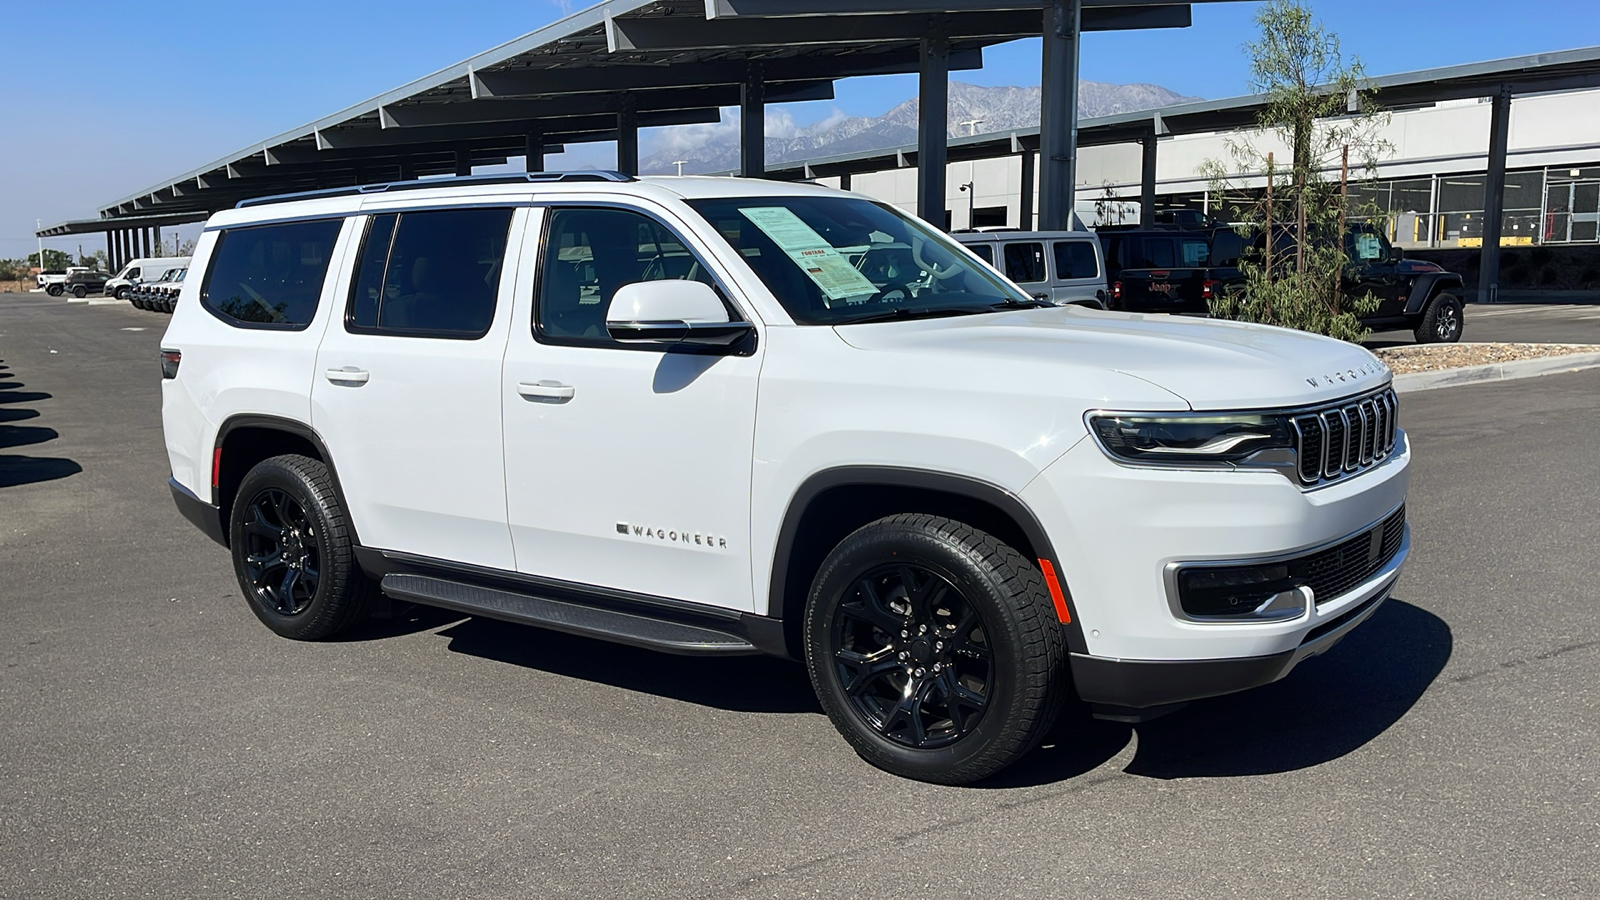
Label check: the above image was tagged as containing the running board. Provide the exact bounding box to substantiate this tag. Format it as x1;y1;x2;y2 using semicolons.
379;573;760;656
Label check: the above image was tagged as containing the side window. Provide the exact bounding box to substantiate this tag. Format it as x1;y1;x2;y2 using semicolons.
1002;242;1047;283
1180;239;1210;267
346;207;512;338
537;207;717;344
201;219;342;329
968;243;994;265
1052;240;1099;279
126;267;141;280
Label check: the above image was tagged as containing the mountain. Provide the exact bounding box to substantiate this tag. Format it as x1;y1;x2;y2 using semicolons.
637;80;1199;175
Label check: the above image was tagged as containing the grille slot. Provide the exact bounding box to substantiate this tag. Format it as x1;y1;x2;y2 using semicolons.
1295;506;1406;603
1291;388;1398;487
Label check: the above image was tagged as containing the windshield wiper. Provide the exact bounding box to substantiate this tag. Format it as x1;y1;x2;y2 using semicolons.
991;297;1055;309
841;306;991;325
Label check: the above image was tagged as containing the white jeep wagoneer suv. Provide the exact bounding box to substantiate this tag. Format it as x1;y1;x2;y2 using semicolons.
161;172;1409;784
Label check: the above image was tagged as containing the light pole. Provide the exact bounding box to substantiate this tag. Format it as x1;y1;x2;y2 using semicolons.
36;218;45;283
960;118;985;137
958;181;975;230
673;160;687;176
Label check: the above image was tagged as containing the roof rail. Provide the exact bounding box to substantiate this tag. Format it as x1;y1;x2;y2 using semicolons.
234;171;635;209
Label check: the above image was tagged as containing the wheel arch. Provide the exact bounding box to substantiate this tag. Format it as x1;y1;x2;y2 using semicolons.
768;466;1087;660
1403;273;1464;315
213;415;358;547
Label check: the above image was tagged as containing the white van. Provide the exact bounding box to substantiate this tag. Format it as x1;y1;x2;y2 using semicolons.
954;231;1108;308
106;257;189;301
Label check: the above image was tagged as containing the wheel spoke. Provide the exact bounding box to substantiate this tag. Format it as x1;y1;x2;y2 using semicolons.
882;680;932;745
841;578;904;634
245;550;285;580
277;568;300;611
836;649;900;698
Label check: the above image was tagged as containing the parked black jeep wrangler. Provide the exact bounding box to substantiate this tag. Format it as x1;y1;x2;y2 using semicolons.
1210;225;1466;344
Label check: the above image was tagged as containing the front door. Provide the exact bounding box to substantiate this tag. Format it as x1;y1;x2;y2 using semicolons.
311;205;526;570
500;204;763;611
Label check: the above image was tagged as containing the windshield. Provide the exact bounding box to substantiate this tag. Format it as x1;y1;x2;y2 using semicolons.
687;196;1031;325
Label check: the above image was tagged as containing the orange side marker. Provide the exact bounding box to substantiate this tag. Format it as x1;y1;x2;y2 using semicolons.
1038;559;1071;623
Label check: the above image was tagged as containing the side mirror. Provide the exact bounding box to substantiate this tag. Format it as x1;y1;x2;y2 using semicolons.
1389;245;1404;263
605;280;753;347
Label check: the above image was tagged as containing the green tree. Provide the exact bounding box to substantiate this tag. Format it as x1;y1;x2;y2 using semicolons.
28;249;74;270
1199;0;1393;342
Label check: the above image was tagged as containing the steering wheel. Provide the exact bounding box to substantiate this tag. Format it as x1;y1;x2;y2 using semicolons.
910;235;962;282
870;280;913;304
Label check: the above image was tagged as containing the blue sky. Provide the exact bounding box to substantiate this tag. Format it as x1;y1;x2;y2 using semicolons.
6;0;1598;261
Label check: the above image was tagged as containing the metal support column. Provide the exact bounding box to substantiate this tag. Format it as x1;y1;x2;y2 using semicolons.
399;158;416;181
1140;127;1159;225
916;31;950;229
839;172;852;191
524;129;545;173
1478;85;1512;303
135;228;145;258
455;148;473;177
617;99;639;177
1039;0;1081;232
740;62;766;178
1018;150;1035;230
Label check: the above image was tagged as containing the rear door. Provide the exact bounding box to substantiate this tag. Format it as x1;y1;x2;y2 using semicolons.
1049;237;1105;306
311;204;526;570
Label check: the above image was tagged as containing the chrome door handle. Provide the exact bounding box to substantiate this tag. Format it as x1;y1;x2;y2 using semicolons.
325;367;370;386
517;380;575;403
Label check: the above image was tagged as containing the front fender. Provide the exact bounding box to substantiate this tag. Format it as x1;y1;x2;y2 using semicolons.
1404;272;1465;316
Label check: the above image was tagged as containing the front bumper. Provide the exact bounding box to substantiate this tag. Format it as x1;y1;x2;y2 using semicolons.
1070;527;1405;719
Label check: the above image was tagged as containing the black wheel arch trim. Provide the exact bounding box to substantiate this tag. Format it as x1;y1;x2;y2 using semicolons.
212;414;361;548
169;477;228;547
1403;272;1465;316
768;466;1088;657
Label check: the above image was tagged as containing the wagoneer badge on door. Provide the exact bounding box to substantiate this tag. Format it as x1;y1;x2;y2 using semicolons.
616;522;728;549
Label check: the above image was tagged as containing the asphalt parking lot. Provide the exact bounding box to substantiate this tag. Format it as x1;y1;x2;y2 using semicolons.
2;292;1597;899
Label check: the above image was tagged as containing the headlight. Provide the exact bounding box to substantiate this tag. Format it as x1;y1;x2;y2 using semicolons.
1088;412;1295;467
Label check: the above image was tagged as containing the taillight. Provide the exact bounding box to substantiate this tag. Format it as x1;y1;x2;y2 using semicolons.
1201;279;1220;300
160;349;181;379
1111;281;1122;300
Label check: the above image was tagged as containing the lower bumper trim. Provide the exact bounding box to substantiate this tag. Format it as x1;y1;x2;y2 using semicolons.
1071;650;1294;711
169;477;227;547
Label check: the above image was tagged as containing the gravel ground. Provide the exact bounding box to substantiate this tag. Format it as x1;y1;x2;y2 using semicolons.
1373;341;1600;374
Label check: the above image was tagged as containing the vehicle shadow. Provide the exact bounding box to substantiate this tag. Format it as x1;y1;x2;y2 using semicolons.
437;614;821;715
0;391;52;406
988;599;1451;787
0;408;40;422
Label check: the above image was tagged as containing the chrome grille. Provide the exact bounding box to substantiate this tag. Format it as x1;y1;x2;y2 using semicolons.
1292;388;1399;486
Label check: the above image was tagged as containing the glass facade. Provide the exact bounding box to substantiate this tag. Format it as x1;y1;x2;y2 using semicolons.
1333;166;1596;249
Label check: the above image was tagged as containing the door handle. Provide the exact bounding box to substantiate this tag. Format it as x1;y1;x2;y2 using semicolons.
518;380;575;403
325;366;370;386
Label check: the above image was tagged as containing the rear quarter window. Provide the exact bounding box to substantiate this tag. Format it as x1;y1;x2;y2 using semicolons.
200;219;343;330
1052;240;1099;279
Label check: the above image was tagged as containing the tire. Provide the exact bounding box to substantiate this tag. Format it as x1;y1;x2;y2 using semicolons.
71;284;87;298
228;454;373;640
804;513;1068;785
1413;292;1464;344
115;287;129;301
46;284;62;296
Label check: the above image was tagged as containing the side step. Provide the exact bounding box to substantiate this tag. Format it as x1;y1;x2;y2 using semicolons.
380;573;759;656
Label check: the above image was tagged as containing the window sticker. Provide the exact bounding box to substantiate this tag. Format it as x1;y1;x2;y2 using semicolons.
739;206;880;301
1355;233;1383;261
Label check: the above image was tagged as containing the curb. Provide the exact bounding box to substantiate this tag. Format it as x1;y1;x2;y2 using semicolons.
1392;351;1600;393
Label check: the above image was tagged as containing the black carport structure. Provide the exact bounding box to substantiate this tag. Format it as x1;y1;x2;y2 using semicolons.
41;0;1234;271
762;46;1600;303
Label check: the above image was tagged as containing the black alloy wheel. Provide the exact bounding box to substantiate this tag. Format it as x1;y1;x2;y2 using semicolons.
830;563;993;750
1415;292;1463;344
239;487;321;618
805;514;1068;784
229;454;372;640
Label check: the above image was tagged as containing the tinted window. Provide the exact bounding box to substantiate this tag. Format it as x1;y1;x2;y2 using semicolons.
1052;240;1099;279
538;207;717;343
201;219;341;329
347;208;512;338
1180;239;1209;267
1135;237;1175;269
1003;242;1047;283
1210;230;1246;266
968;243;994;265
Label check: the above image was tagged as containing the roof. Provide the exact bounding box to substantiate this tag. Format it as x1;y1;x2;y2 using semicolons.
759;45;1600;180
43;0;1231;234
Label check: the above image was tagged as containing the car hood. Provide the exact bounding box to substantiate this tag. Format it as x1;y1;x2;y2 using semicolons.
833;307;1391;410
